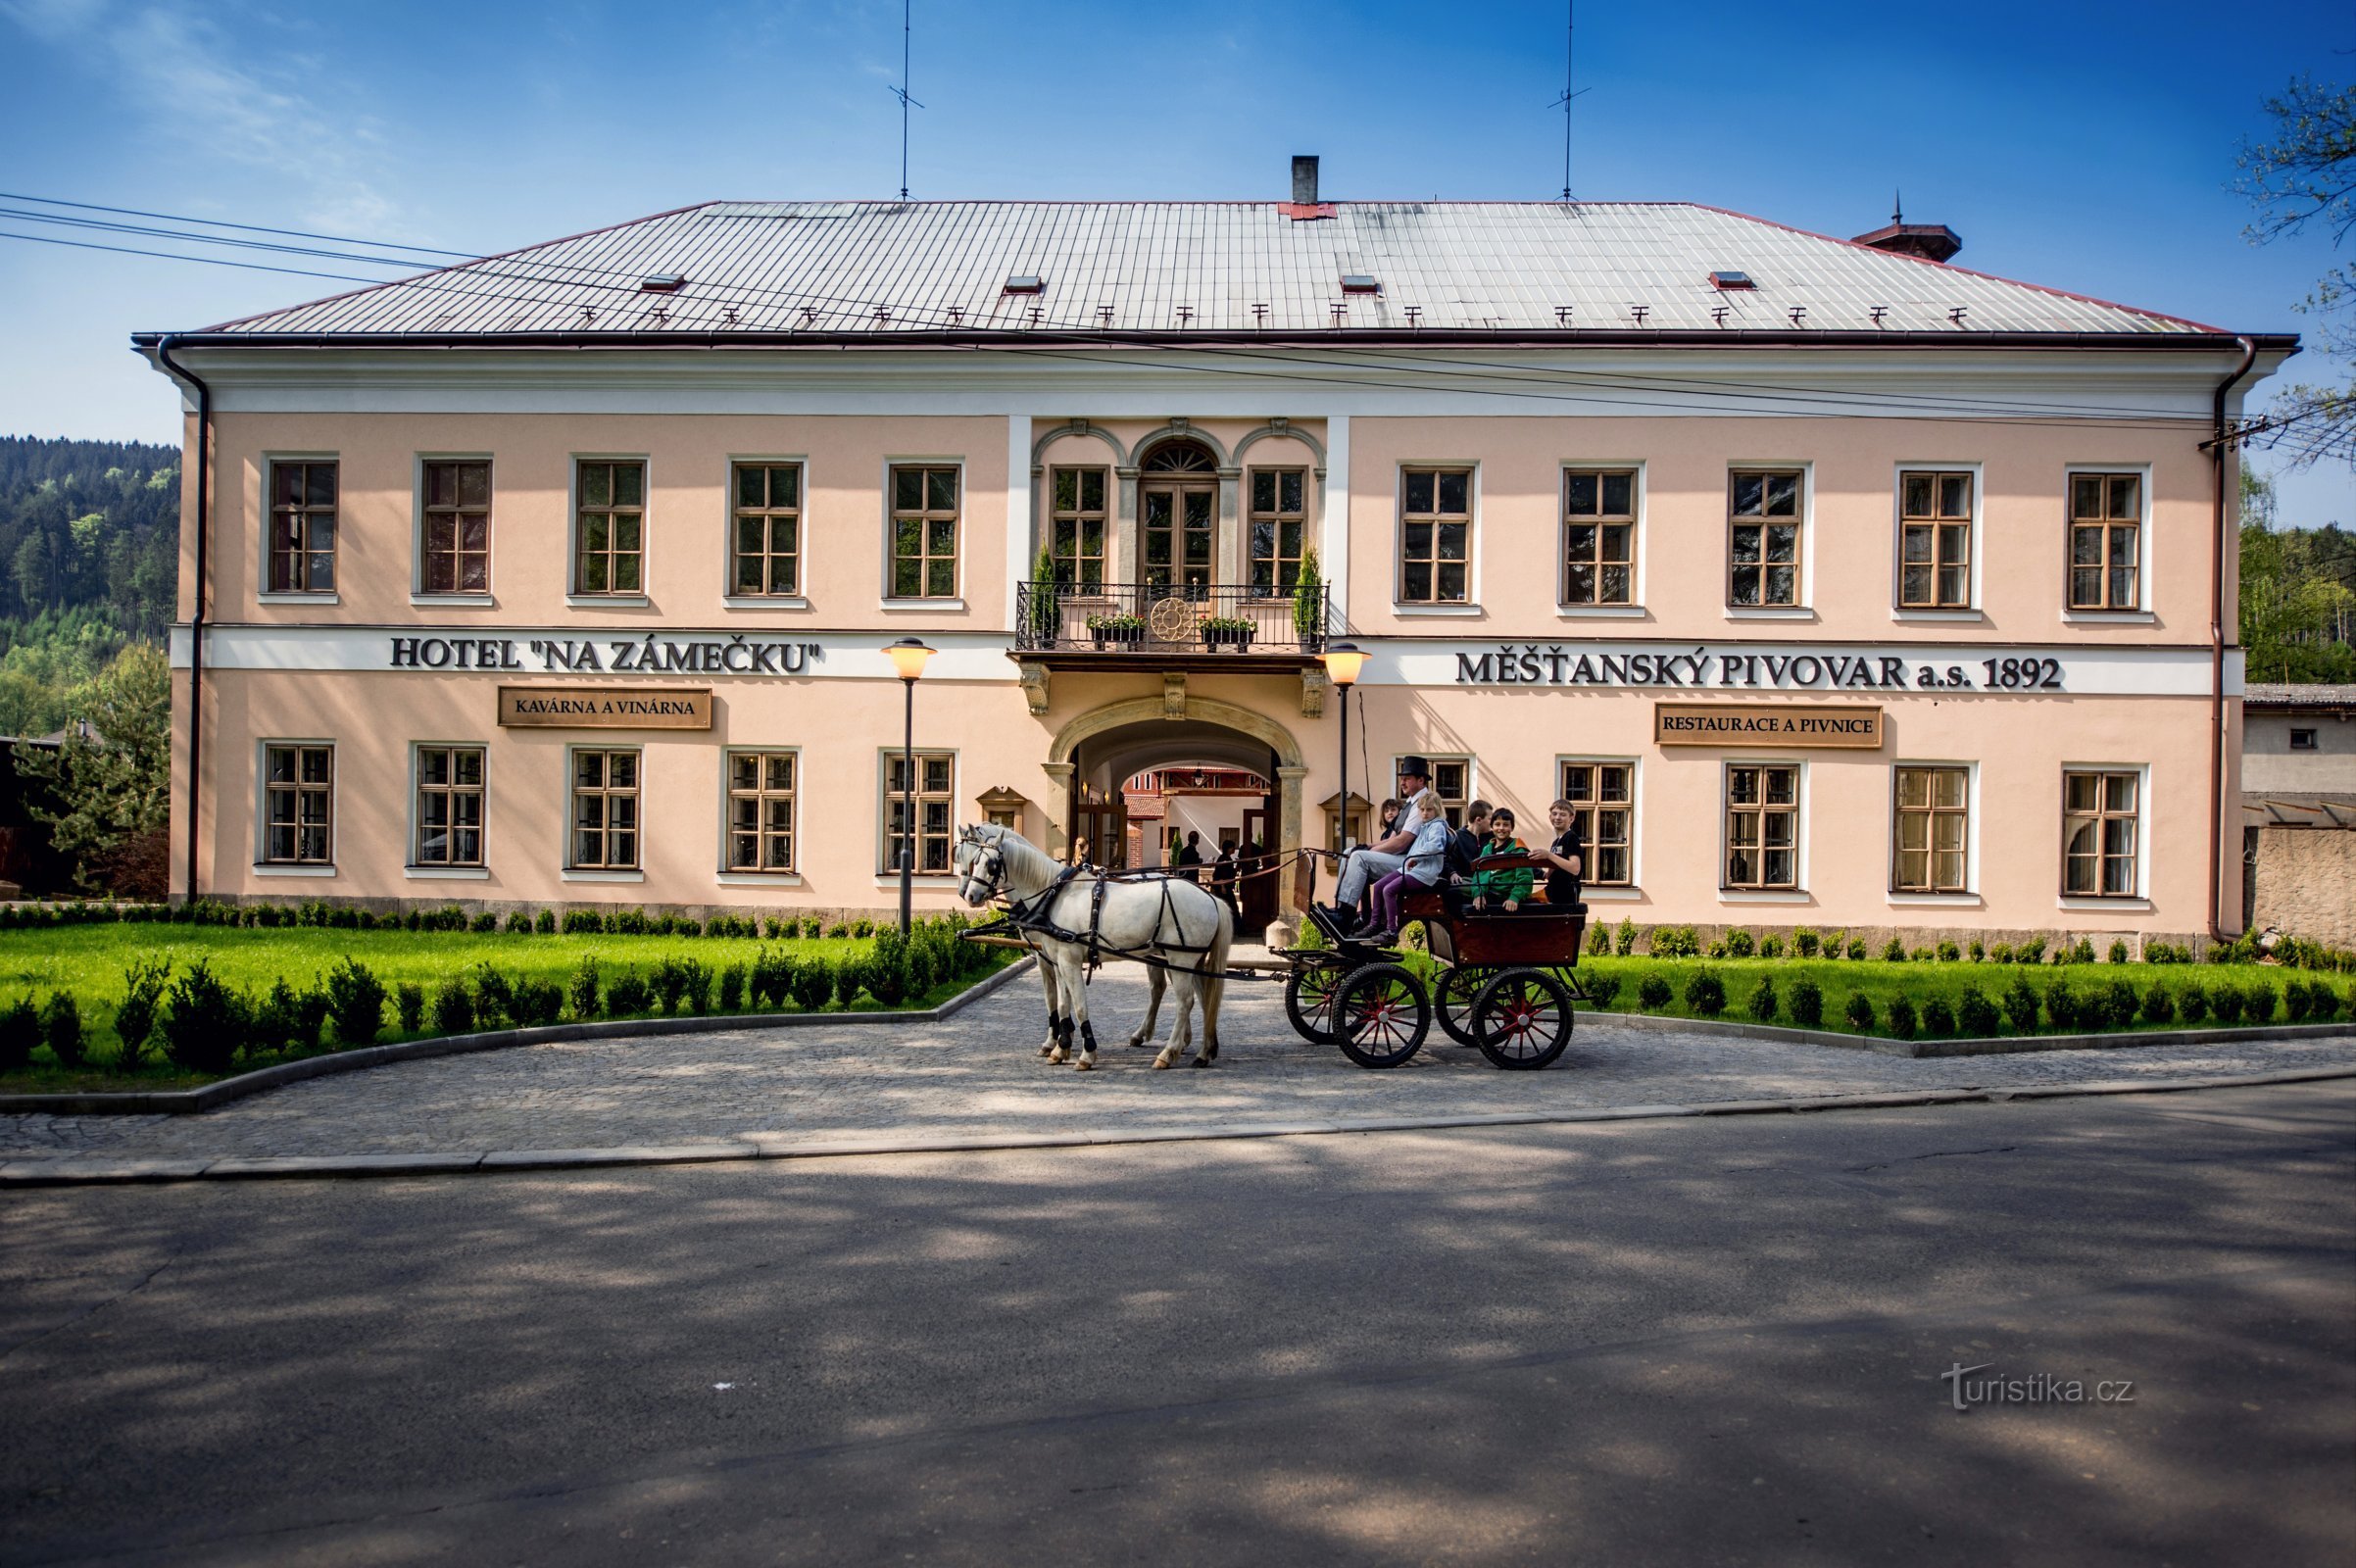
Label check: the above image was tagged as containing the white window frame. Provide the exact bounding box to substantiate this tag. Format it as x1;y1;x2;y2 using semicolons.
1556;754;1643;898
254;738;337;876
411;453;496;606
722;455;812;611
1890;461;1984;621
1717;758;1810;903
881;457;968;610
1723;460;1815;621
566;453;652;608
2061;463;2156;624
2058;760;2152;908
564;744;645;879
876;747;959;885
717;746;806;885
1887;759;1982;906
258;453;341;606
1393;462;1482;614
1557;461;1646;618
1396;754;1476;829
406;740;491;879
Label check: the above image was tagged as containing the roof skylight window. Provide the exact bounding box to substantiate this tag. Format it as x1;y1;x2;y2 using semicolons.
1340;274;1380;294
1004;275;1045;294
1709;270;1756;291
638;273;687;293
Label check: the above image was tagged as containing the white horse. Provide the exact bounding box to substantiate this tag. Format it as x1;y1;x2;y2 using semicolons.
953;823;1231;1070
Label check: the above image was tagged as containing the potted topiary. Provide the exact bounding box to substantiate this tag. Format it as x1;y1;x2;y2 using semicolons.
1201;615;1254;651
1292;548;1324;651
1086;612;1146;649
1028;548;1059;648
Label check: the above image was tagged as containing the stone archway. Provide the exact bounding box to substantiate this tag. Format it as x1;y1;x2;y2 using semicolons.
1044;693;1308;943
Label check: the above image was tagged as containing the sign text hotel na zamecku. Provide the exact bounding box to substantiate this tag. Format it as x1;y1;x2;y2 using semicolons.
1451;645;2067;693
390;635;824;676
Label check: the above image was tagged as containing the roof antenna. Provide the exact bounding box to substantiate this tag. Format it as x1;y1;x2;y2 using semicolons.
1546;1;1589;201
1892;188;1903;224
888;0;924;200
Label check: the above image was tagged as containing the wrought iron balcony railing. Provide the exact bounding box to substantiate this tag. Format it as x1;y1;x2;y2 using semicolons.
1014;582;1328;655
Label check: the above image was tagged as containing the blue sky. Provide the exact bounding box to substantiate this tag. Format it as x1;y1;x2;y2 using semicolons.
0;0;2348;523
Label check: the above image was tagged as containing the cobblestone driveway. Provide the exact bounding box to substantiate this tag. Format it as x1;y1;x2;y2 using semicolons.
6;958;2353;1162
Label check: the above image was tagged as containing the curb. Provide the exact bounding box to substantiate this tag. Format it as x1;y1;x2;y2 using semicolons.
1582;1012;2356;1057
4;1063;2349;1188
0;956;1036;1117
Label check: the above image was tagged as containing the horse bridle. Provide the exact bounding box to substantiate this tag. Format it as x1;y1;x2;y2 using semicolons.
956;825;1007;906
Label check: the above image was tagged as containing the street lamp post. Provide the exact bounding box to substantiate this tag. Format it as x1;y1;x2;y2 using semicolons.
1319;641;1367;855
883;638;936;933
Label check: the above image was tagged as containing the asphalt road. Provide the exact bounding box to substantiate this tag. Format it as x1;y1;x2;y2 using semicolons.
3;1083;2350;1567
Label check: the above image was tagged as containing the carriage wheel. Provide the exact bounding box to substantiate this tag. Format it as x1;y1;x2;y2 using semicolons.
1434;965;1496;1047
1471;967;1574;1070
1333;963;1430;1069
1283;956;1348;1046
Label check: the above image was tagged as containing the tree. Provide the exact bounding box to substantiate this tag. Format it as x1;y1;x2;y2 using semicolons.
2235;75;2356;467
2240;470;2356;681
13;642;170;895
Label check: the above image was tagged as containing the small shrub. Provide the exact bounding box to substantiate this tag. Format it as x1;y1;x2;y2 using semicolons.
2210;984;2245;1023
2139;984;2176;1026
1705;939;1728;959
432;977;476;1035
2146;941;2188;965
323;957;388;1047
1685;969;1726;1017
1759;934;1785;959
563;909;605;935
292;987;329;1050
1725;928;1755;958
1585;972;1622;1008
1845;938;1868;960
1968;940;1985;963
761;915;792;940
2016;937;2048;964
676;917;706;938
395;982;426;1033
1843;993;1875;1031
650;958;688;1015
717;962;748;1012
567;956;602;1020
0;997;37;1071
2310;983;2345;1021
1745;974;1778;1022
1918;996;1956;1037
2043;982;2080;1031
2100;978;2139;1029
473;966;515;1028
1788;978;1824;1027
1615;918;1639;956
1587;923;1610;957
606;971;653;1017
535;909;558;934
1882;938;1907;962
2107;939;2131;965
1823;930;1846;959
470;911;499;934
1648;924;1699;958
36;991;84;1066
1937;941;1961;963
852;917;875;939
2178;984;2211;1023
2002;973;2040;1033
159;961;249;1072
613;908;650;935
790;957;836;1010
1793;927;1821;958
802;916;824;940
504;911;532;934
865;929;910;1007
2067;938;2093;965
677;959;713;1015
1885;995;1917;1039
115;956;172;1060
2282;979;2313;1024
1637;973;1672;1011
1956;987;1999;1037
1910;947;1936;963
509;978;564;1028
750;948;792;1007
835;956;868;1007
2243;984;2278;1024
1990;942;2014;964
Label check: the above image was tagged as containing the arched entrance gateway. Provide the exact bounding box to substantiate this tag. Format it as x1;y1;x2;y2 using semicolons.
1040;695;1308;944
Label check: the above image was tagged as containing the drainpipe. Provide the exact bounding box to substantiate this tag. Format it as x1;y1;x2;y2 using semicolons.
2208;335;2259;943
154;338;210;904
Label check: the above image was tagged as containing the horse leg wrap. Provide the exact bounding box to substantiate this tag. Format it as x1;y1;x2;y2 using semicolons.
1040;1011;1061;1058
1079;1020;1099;1054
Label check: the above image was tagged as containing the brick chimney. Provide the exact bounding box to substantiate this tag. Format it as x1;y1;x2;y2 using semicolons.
1292;155;1319;205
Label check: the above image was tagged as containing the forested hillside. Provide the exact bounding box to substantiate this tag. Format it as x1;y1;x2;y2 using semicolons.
0;435;179;738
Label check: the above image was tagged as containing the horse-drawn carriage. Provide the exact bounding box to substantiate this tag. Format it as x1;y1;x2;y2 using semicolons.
1285;858;1591;1070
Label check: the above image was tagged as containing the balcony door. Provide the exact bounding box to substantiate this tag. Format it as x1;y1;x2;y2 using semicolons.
1140;440;1217;595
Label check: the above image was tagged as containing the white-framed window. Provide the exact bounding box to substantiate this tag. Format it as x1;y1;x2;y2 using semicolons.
261;742;334;864
1561;468;1638;608
2065;467;2150;613
1891;763;1970;894
266;459;338;595
1722;761;1801;891
1557;758;1636;887
888;464;961;600
881;750;956;874
1728;468;1804;609
1248;467;1309;594
1398;466;1473;606
413;744;486;867
725;749;799;873
569;748;641;870
730;462;803;598
2062;766;2145;898
419;460;492;596
572;459;647;597
1895;467;1976;612
1050;466;1110;591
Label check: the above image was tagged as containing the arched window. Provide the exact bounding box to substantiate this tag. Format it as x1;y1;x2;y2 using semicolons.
1140;440;1217;474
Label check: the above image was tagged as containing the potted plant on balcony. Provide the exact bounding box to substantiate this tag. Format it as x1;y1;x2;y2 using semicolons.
1028;549;1059;649
1292;548;1324;652
1201;615;1255;651
1085;612;1146;649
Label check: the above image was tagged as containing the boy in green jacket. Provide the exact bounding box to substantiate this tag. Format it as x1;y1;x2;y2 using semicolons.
1470;808;1535;911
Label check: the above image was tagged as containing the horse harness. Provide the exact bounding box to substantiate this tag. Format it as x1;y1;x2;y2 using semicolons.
987;862;1221;982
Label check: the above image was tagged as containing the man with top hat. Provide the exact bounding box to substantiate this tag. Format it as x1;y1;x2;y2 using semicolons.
1326;756;1434;933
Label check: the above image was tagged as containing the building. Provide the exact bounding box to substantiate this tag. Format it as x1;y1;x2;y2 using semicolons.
136;161;2296;948
2240;683;2356;945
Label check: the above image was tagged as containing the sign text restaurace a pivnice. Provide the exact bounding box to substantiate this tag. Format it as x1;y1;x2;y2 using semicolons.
1454;645;2068;693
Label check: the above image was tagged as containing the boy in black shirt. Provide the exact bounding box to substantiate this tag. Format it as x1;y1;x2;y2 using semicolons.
1539;798;1586;906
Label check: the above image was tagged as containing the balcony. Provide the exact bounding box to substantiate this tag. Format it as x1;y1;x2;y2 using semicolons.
1013;582;1328;661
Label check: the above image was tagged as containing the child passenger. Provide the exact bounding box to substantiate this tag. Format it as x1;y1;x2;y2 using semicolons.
1470;808;1534;910
1362;790;1452;941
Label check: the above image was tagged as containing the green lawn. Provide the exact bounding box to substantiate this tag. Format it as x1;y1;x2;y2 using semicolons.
0;925;1015;1092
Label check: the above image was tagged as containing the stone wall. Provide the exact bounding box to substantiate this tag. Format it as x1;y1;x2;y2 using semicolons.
2251;828;2356;947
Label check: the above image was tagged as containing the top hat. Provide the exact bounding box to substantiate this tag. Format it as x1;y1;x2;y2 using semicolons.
1395;756;1433;780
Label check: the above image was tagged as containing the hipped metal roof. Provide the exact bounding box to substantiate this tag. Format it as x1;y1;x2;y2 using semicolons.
175;200;2250;343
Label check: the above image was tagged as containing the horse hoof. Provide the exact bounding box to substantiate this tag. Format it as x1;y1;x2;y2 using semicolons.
1074;1059;1095;1072
1037;1045;1055;1058
1190;1056;1213;1068
1152;1054;1173;1070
